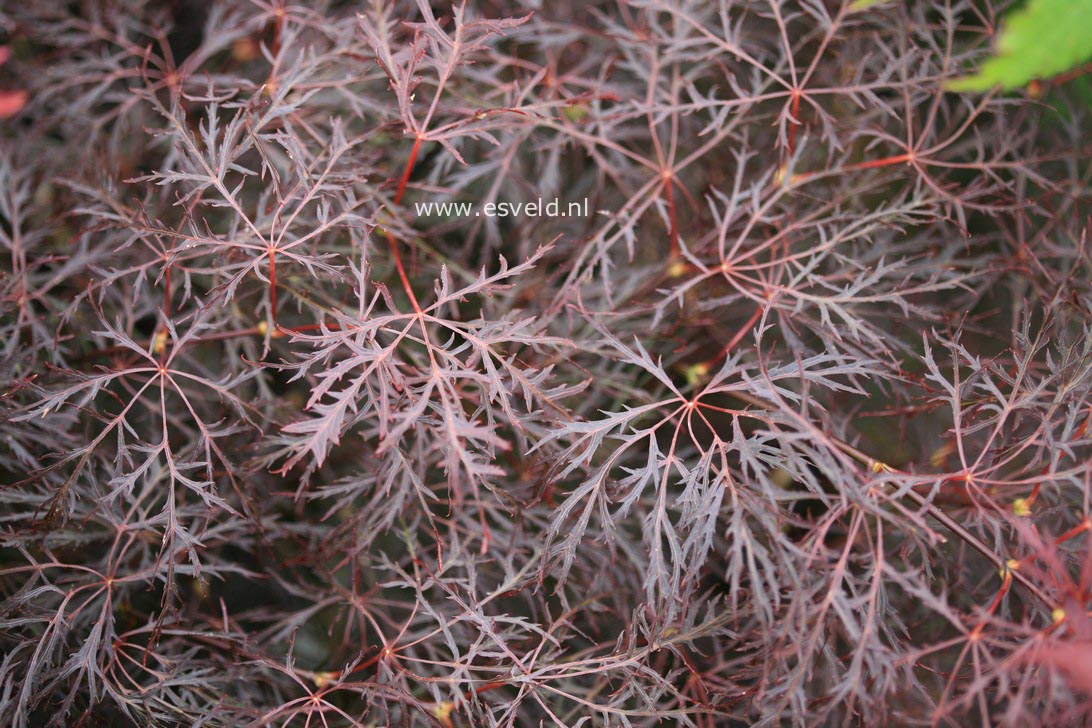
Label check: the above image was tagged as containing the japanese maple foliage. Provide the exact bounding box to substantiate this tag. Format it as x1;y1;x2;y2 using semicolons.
1;0;1090;726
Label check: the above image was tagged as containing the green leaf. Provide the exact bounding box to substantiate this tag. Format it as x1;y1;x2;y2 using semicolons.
947;0;1092;91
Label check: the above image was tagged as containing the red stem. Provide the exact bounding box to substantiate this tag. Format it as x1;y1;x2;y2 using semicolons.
794;152;913;183
699;304;764;372
664;173;679;258
385;135;425;314
271;5;284;56
163;264;171;317
848;152;913;171
158;262;172;363
268;246;277;323
787;92;801;158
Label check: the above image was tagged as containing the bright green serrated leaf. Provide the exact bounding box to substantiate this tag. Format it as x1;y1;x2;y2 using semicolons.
947;0;1092;91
